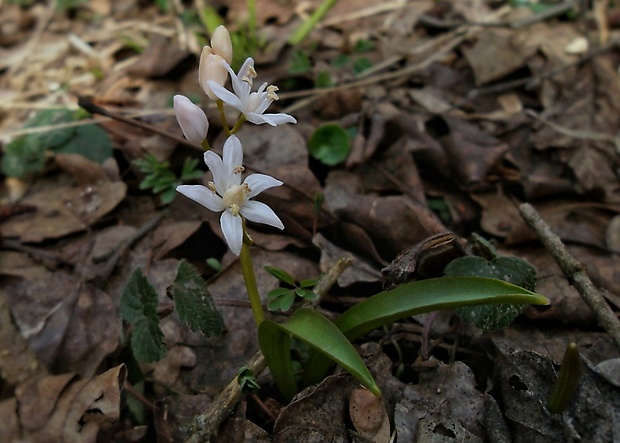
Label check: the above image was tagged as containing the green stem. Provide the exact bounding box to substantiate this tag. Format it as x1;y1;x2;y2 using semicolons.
240;231;265;327
288;0;338;46
216;100;231;136
201;139;212;151
230;114;247;134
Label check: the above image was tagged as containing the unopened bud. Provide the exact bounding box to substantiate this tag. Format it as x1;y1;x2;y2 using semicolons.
173;95;209;143
199;49;228;99
211;25;233;64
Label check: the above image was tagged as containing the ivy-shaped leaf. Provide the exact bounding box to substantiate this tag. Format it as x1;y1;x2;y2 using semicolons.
444;255;537;330
120;268;167;363
173;260;224;337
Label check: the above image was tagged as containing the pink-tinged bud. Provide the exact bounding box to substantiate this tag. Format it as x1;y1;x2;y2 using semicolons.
211;25;233;64
198;49;228;100
173;95;209;144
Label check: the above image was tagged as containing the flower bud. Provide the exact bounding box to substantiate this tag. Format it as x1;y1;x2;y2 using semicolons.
173;95;209;144
198;48;229;100
211;25;233;64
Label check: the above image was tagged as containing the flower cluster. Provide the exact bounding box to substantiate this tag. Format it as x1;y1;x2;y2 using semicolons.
174;26;294;255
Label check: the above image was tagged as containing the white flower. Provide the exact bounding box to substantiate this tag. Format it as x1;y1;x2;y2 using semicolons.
199;25;233;100
177;135;284;255
173;95;209;143
207;57;297;126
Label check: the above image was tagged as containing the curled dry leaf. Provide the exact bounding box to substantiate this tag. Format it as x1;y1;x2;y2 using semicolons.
4;365;126;443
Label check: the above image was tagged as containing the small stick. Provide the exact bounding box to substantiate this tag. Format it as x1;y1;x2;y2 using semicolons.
185;257;353;442
519;203;620;349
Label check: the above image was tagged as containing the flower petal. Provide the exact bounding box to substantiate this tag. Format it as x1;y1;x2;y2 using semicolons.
261;113;297;125
231;58;254;99
244;173;283;198
223;135;243;172
203;151;226;192
240;200;284;230
244;113;272;125
177;185;225;212
208;81;244;110
173;95;209;143
220;210;243;255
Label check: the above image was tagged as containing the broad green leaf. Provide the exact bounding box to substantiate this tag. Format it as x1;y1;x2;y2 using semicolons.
1;109;112;178
131;319;167;364
56;123;112;164
173;260;224;337
335;277;546;339
445;256;537;330
308;124;350;166
259;309;381;401
304;277;548;386
120;268;167;363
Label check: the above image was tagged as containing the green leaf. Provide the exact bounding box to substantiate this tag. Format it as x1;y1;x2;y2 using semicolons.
264;266;296;286
308;124;351;166
295;288;317;300
130;319;167;364
353;39;375;53
159;187;177;205
548;342;582;413
445;255;538;329
336;276;545;339
56;123;112;164
1;136;46;177
353;57;373;75
289;50;312;74
304;277;548;386
237;366;261;393
172;260;224;337
315;70;332;88
120;269;167;363
259;309;381;401
267;288;296;312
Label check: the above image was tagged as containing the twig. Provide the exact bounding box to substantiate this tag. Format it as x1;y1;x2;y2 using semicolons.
184;257;353;442
77;96;203;151
519;203;620;350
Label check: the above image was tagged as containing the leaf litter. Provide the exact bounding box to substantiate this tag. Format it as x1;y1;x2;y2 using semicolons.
1;0;620;441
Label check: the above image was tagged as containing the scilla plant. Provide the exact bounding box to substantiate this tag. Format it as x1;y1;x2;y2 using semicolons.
174;26;549;401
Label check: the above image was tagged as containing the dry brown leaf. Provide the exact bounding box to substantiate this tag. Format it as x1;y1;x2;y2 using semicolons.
0;174;127;243
4;273;119;378
349;388;390;443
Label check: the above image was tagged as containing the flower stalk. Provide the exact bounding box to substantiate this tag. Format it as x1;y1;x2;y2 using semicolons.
240;231;265;327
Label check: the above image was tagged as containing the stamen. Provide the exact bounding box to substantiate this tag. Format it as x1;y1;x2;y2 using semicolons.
267;85;279;101
230;203;240;216
234;165;245;174
207;181;217;193
242;65;257;86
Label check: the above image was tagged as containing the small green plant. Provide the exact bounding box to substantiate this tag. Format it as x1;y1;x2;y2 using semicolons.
120;260;224;364
135;154;203;204
289;50;313;74
265;266;319;311
444;234;537;330
154;24;550;404
308;123;351;166
2;108;112;178
237;366;261;393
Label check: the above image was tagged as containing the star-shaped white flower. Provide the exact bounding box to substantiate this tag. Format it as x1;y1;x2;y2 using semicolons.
207;57;297;126
177;135;284;255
